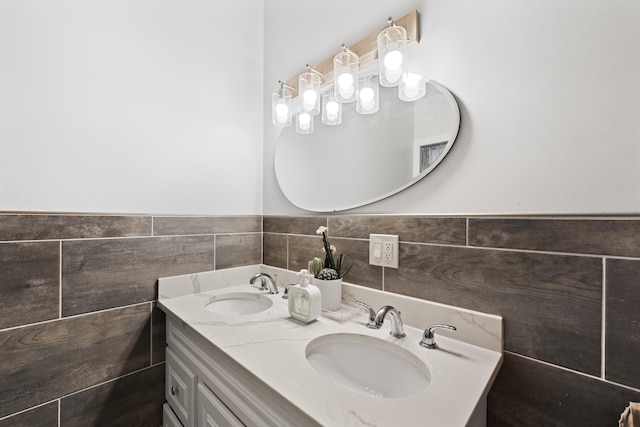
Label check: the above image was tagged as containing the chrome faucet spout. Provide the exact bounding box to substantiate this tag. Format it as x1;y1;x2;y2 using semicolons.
249;273;279;295
374;305;406;338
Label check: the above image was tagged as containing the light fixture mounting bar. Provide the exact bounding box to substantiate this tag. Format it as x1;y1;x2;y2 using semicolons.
285;9;420;97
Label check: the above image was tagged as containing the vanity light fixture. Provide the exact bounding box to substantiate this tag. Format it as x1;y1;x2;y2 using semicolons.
299;65;322;116
399;72;426;101
356;74;380;115
296;110;314;134
271;81;293;127
271;10;423;134
377;17;409;87
333;45;359;103
322;89;342;125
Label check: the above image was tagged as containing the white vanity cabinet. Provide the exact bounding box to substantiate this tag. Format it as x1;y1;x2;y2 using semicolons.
163;316;319;427
165;347;196;426
196;382;244;427
164;345;243;427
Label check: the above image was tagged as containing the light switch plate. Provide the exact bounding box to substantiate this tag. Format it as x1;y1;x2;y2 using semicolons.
369;234;399;268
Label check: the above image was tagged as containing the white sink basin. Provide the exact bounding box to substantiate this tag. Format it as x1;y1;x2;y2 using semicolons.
205;292;273;316
305;333;430;398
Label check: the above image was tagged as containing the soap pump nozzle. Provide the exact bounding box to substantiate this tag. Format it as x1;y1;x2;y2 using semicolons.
297;269;311;287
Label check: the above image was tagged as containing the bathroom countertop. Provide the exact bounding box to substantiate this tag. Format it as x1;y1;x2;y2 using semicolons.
158;284;503;427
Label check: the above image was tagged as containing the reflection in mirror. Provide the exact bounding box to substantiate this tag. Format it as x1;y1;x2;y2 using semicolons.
274;80;460;212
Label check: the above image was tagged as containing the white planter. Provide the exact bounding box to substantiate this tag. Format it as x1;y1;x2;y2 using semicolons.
311;278;342;311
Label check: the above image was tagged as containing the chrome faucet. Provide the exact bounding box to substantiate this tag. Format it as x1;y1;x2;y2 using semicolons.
419;324;457;349
249;273;279;295
374;305;406;338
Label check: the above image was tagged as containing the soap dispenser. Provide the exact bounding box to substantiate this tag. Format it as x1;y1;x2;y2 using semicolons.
288;269;321;323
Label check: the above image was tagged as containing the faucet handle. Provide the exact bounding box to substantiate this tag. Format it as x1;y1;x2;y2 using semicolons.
355;301;379;329
282;284;295;299
420;324;457;349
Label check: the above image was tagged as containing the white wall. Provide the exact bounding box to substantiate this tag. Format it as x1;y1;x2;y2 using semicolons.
0;0;264;215
264;0;640;215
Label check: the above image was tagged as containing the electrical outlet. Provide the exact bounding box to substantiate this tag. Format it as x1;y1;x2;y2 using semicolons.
383;242;394;261
369;234;399;268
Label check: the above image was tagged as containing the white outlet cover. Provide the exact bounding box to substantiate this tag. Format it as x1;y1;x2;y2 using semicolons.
369;234;399;268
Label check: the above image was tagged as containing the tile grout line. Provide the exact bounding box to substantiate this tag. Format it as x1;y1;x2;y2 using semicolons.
466;217;470;247
56;363;166;402
149;303;153;367
411;239;640;260
0;301;154;333
0;400;58;423
59;241;63;319
601;257;607;379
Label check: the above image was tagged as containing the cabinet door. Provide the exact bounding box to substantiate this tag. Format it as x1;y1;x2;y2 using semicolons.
163;403;184;427
197;383;244;427
166;347;197;427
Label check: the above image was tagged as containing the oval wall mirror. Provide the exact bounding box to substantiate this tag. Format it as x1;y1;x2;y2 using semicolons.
274;80;460;212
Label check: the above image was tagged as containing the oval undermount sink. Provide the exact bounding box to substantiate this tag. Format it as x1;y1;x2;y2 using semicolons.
305;333;430;398
205;292;273;316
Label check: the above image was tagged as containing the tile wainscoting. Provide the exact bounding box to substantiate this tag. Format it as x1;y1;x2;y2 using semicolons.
0;214;261;426
264;215;640;426
2;212;639;426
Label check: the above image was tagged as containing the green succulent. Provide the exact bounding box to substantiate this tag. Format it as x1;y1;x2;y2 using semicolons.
310;257;324;277
317;268;339;280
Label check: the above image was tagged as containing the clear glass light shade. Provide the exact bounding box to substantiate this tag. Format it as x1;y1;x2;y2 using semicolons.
356;74;379;115
296;111;314;134
333;49;359;103
271;87;292;127
399;73;426;101
299;71;321;115
377;25;408;87
322;90;342;125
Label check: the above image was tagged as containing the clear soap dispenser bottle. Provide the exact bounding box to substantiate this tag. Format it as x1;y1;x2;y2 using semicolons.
288;269;321;323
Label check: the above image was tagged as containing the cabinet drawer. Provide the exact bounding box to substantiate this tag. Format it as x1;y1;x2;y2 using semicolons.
167;347;197;427
163;403;184;427
197;383;244;427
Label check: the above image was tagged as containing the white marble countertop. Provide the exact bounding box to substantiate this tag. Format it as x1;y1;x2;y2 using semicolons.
158;280;503;427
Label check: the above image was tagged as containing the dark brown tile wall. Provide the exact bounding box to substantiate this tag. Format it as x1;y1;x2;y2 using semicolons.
62;235;216;316
488;353;640;427
469;218;640;257
60;364;165;427
263;215;325;235
0;241;60;329
386;244;602;375
5;213;637;425
0;214;261;425
0;305;151;418
0;214;151;241
153;215;261;236
330;215;467;245
264;215;640;426
606;258;640;390
0;402;58;427
151;303;167;365
216;233;262;269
